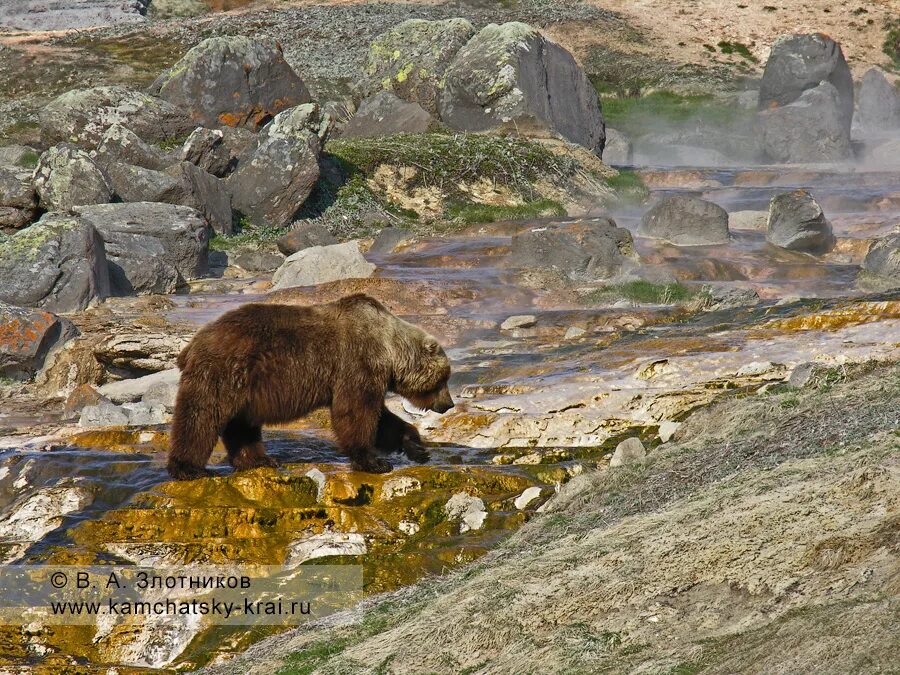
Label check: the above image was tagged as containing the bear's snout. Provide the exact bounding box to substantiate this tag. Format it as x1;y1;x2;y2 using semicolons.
430;386;455;414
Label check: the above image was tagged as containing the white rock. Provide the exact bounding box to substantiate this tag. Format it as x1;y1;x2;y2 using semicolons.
728;210;768;231
79;402;129;427
398;520;420;535
100;369;180;404
736;361;776;377
381;476;422;500
500;314;537;330
272;241;375;289
658;420;681;443
610;437;646;468
304;468;327;502
444;492;487;533
564;326;586;339
0;484;93;556
285;532;367;566
122;402;169;426
514;486;543;510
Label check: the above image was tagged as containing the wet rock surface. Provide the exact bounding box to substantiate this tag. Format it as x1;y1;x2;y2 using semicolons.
638;195;730;246
766;189;835;254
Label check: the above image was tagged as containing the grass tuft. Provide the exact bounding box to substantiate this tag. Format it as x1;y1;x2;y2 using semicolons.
582;281;699;305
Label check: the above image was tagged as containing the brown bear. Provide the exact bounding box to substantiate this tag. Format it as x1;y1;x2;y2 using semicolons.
167;294;454;480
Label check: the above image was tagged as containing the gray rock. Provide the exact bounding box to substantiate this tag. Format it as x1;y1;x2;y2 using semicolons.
167;162;233;235
33;144;113;211
143;380;179;411
0;146;40;170
0;0;147;31
439;22;605;155
638;195;730;246
105;162;185;204
39;86;193;150
610;437;645;468
857;68;900;131
602;128;632;165
699;285;760;312
787;362;820;389
758;33;853;133
370;226;414;254
0;168;37;230
508;218;635;281
121;401;169;426
95;331;189;374
276;222;338;255
180;126;255;177
766;190;834;254
728;210;768;231
231;249;284;273
99;368;180;404
861;232;900;281
228;106;323;229
759;83;851;163
74;202;208;295
272;241;375;289
94;124;174;171
500;314;536;330
0;302;77;379
150;36;311;131
360;18;476;116
79;401;130;427
0;213;110;312
260;103;332;144
342;91;437;139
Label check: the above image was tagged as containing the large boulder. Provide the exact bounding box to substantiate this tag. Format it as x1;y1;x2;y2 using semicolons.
341;92;438;139
766;190;834;254
272;241;375;289
150;36;311;130
0;168;37;230
39;86;194;150
179;126;255;177
0;213;110;312
758;83;851;163
638;196;730;246
758;33;853;133
94;123;175;171
74;203;208;295
861;233;900;281
104;162;185;204
228;104;324;228
0;303;77;379
359;18;476;116
276;222;338;256
857;68;900;131
439;22;605;155
507;218;635;281
33;144;113;211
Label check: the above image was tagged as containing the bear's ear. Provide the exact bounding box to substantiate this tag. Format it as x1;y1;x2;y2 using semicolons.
425;339;440;355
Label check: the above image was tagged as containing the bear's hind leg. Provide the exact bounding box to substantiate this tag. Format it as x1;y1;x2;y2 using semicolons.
376;407;430;463
222;416;279;472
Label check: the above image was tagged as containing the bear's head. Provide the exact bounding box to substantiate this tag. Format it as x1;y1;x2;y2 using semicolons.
393;333;454;414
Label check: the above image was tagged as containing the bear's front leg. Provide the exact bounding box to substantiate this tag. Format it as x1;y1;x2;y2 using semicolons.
332;388;393;473
376;407;430;463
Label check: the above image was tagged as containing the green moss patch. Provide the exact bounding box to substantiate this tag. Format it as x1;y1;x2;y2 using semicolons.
601;91;752;137
582;281;700;306
604;169;649;205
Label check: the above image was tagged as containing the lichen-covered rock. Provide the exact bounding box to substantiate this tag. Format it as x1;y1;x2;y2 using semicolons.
758;33;853;133
179;126;255;177
341;91;438;139
507;218;635;281
759;83;851;163
228;105;324;228
638;195;730;246
39;86;193;150
276;222;338;256
0;302;76;379
0;168;37;230
94;123;175;171
0;213;110;312
33;144;113;211
862;233;900;281
74;202;208;295
272;241;375;289
766;189;835;254
150;36;311;130
359;18;476;116
439;22;605;155
857;68;900;131
104;162;185;204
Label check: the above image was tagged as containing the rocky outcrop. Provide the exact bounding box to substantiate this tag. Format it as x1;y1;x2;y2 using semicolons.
228;104;325;228
276;222;338;256
857;68;900;131
0;168;37;231
638;195;730;246
150;37;311;130
0;213;110;312
766;190;834;254
359;18;476;116
33;144;113;211
861;233;900;282
758;33;853;133
439;22;605;155
507;219;635;281
39;86;193;150
272;241;375;289
341;92;438;139
180;126;255;177
94;124;174;171
759;83;851;163
0;303;76;379
74;203;208;295
0;0;148;31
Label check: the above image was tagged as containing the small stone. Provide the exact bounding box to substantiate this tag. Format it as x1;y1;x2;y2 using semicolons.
398;521;420;535
610;437;646;468
500;315;537;331
736;361;776;377
285;532;366;566
788;362;818;388
381;476;422;500
272;241;375;290
444;492;487;533
514;486;543;510
658;420;681;443
564;327;586;339
99;368;180;404
304;468;326;502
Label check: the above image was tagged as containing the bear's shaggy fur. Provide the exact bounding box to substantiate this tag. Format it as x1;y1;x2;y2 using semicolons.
167;294;453;480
